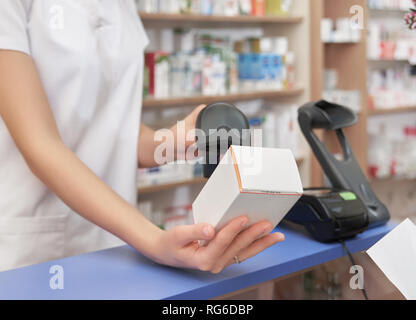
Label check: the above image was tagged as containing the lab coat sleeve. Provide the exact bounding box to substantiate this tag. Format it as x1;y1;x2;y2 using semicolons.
0;0;31;56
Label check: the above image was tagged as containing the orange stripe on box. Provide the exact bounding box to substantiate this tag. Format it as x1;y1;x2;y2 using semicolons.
230;146;243;192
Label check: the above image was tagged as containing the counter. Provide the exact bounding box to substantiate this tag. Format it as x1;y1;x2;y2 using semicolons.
0;222;395;300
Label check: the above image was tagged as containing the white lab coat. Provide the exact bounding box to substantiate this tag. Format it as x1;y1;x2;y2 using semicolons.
0;0;149;271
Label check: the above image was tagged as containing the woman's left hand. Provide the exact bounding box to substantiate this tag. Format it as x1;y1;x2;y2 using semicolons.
147;216;285;274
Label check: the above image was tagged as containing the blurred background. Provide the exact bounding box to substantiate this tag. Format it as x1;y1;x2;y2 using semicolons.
134;0;416;299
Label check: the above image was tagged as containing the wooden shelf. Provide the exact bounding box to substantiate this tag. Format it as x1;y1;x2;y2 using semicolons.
368;7;410;13
370;176;416;183
368;58;409;62
138;177;207;194
369;106;416;115
139;12;304;25
324;41;361;44
137;158;305;195
143;86;304;108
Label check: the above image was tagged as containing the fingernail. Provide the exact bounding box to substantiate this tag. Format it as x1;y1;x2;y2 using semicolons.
274;233;285;241
203;226;212;237
241;217;249;228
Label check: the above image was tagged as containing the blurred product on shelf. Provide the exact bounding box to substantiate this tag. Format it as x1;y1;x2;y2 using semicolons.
137;201;194;230
136;200;154;223
145;52;170;99
322;90;361;114
163;205;194;230
202;50;227;96
251;0;265;16
238;0;252;15
367;15;416;61
368;114;416;180
274;105;299;154
266;0;292;16
237;36;294;91
143;30;295;99
137;0;293;17
321;17;361;43
137;162;197;188
368;0;415;11
237;100;301;156
368;65;416;109
322;69;361;113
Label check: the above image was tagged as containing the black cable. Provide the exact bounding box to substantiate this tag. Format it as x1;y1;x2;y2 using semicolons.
339;240;369;300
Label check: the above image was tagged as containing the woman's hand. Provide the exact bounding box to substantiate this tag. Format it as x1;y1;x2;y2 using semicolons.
149;216;285;274
138;105;205;168
170;104;206;161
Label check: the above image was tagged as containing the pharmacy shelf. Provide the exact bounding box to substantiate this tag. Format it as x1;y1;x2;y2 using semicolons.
139;12;304;25
138;177;207;195
143;86;304;108
368;58;409;62
368;7;411;13
369;105;416;115
137;158;304;195
324;41;361;44
370;176;416;183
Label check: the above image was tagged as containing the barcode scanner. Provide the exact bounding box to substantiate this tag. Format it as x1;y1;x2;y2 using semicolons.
297;100;390;228
195;102;251;178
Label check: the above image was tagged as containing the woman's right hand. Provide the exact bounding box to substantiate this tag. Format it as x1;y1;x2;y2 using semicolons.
149;216;285;274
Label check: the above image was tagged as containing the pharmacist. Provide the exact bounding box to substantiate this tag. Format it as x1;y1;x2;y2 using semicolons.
0;0;284;272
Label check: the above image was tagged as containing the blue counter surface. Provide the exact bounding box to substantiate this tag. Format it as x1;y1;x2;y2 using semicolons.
0;222;395;300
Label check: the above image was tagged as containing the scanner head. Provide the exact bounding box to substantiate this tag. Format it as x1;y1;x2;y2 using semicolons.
298;100;357;131
196;102;250;178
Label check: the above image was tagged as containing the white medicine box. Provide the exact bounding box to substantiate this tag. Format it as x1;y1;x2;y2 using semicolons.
192;146;303;232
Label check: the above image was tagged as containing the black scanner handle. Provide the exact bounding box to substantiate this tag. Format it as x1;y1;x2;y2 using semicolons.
196;102;251;178
298;100;390;227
